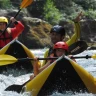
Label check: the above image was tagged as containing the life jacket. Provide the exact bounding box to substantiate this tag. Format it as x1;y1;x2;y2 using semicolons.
0;29;12;48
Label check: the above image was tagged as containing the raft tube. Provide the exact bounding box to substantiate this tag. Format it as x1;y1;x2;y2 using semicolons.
24;55;96;96
0;39;35;74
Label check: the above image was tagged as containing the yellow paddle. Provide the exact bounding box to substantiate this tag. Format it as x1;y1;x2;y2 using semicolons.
0;54;58;66
0;54;17;66
1;54;96;66
9;0;33;22
92;54;96;59
20;0;33;8
14;0;33;18
0;0;33;36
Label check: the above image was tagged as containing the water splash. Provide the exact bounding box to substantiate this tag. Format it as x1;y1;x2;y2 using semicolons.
1;49;96;96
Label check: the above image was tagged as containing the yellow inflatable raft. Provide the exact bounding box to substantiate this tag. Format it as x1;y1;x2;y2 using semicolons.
24;55;96;96
0;39;34;74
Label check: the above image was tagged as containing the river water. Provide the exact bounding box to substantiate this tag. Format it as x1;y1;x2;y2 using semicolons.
0;49;96;96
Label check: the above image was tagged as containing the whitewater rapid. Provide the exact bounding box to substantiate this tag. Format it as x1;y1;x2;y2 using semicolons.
0;49;96;96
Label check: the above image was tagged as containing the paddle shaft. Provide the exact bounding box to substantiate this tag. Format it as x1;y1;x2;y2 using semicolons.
18;55;92;61
72;55;91;59
18;57;58;61
3;9;21;33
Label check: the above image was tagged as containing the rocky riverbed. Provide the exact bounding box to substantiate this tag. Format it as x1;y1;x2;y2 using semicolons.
0;9;96;49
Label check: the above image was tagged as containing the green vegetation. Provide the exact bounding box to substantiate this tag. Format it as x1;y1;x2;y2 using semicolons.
43;0;63;25
1;0;96;24
0;0;13;9
27;0;96;24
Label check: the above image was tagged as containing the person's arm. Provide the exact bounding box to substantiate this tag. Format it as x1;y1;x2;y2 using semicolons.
30;58;40;80
33;57;51;76
9;17;24;39
33;60;40;76
39;60;51;73
66;12;83;46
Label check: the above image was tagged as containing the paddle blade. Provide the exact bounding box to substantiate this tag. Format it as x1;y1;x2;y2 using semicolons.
69;41;88;55
0;55;17;66
5;79;30;93
91;54;96;59
5;85;22;93
20;0;33;8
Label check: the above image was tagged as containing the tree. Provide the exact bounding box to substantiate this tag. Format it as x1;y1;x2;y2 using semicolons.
27;0;46;18
74;0;96;10
0;0;13;9
43;0;63;25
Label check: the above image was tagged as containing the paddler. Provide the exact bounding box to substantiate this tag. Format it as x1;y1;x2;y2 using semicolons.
0;16;24;48
42;11;83;66
30;41;76;79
